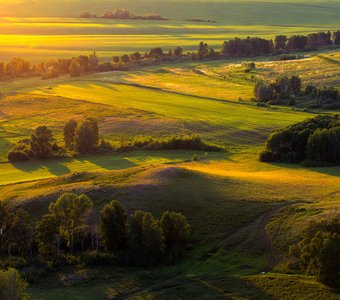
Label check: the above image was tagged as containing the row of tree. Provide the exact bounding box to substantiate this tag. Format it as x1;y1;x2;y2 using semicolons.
1;30;339;81
0;53;99;80
0;193;191;266
8;118;99;162
260;115;340;165
289;218;339;286
80;9;167;21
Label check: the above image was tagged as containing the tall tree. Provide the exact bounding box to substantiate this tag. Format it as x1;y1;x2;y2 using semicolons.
49;193;93;253
99;200;127;252
75;118;99;154
35;214;61;258
274;35;287;50
7;210;33;258
63;119;78;151
30;126;55;159
69;59;82;77
160;211;191;261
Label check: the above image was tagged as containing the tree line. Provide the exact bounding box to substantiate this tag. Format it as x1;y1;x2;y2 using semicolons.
0;193;191;269
80;9;167;21
254;75;339;108
1;30;339;82
260;115;340;165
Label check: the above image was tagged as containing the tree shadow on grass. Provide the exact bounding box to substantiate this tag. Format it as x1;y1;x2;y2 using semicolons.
78;155;137;171
12;159;71;176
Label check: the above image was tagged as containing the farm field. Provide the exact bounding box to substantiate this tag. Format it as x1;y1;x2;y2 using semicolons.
0;0;339;62
1;150;339;299
0;1;340;299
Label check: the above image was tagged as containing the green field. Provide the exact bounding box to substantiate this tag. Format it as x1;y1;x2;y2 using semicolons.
0;1;340;298
0;0;339;62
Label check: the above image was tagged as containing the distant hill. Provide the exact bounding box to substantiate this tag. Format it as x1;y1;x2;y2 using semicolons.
0;0;340;25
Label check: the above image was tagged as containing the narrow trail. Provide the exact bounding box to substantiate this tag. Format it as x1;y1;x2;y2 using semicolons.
112;201;296;299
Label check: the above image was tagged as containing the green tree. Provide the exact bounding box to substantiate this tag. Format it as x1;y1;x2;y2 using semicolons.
198;42;209;60
128;210;165;265
142;212;165;261
0;268;28;300
274;35;287;50
69;59;82;77
35;213;61;258
63;119;78;151
160;211;191;261
174;47;183;57
289;76;302;95
49;193;93;253
6;210;32;258
30;126;55;159
75;118;99;154
254;83;274;102
0;202;11;255
301;232;340;286
100;200;127;252
120;55;130;64
291;218;340;286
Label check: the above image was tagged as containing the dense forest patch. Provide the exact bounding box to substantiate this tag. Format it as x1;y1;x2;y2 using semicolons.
260;115;340;165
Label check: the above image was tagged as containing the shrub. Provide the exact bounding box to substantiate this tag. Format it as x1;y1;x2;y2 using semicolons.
7;150;30;162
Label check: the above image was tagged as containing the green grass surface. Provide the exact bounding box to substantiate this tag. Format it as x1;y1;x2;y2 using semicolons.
0;0;340;62
0;151;224;186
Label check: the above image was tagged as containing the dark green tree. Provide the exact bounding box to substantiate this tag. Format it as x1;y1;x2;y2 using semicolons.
35;214;61;258
63;119;78;151
174;47;183;57
99;200;127;252
160;211;191;261
274;35;287;50
75;118;99;154
7;210;33;257
30;126;55;159
49;193;93;253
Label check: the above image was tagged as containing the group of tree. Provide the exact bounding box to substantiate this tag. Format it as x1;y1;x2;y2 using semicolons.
254;75;339;108
289;218;339;286
0;53;99;80
8;117;220;162
8;118;99;162
1;30;340;81
259;114;340;165
80;9;167;21
0;193;191;268
222;31;340;58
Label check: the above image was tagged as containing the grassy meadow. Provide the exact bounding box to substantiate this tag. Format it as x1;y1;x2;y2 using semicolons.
0;0;340;62
0;1;340;298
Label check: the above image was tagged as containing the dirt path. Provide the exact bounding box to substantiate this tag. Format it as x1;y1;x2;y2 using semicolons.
112;202;295;299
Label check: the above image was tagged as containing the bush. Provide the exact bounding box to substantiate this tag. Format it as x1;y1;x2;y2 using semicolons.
8;150;30;162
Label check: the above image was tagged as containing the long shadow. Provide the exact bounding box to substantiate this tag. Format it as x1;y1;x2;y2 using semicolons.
12;159;71;176
43;161;71;176
77;154;137;171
